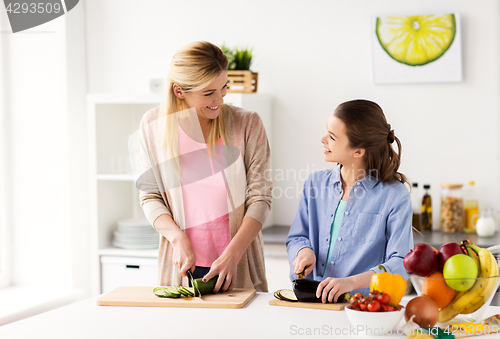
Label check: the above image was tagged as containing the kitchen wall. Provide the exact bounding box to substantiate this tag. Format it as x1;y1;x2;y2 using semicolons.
84;0;500;229
2;6;88;290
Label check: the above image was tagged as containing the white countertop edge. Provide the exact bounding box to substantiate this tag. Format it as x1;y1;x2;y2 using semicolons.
0;285;85;326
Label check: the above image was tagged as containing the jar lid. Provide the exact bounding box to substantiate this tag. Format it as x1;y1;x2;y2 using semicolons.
441;184;463;188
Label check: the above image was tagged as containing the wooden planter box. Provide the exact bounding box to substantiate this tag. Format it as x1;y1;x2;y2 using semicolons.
227;70;258;93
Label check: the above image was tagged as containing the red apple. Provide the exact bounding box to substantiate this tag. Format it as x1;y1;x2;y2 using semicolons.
437;242;465;272
404;243;438;276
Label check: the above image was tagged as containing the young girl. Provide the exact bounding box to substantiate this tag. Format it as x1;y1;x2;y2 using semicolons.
286;99;413;303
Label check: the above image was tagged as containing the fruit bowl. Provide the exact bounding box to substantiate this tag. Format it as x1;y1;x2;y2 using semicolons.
345;305;405;335
409;274;500;323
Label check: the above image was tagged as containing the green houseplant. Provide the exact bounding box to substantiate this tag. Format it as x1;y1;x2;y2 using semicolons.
220;44;257;93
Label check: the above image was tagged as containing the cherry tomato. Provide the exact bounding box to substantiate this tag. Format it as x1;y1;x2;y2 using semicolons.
377;293;391;305
359;299;367;311
367;300;381;312
380;304;387;312
354;293;362;299
349;296;360;308
369;290;379;298
384;305;395;312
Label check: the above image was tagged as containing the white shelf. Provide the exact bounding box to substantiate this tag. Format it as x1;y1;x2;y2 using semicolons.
99;247;158;258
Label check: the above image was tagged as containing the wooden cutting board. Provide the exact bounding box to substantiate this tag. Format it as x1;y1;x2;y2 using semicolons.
269;299;348;310
96;286;256;309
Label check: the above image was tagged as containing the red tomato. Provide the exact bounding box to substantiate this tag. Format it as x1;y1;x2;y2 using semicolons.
384;305;396;312
359;299;367;311
354;293;362;299
349;296;360;308
367;300;381;312
377;293;391;305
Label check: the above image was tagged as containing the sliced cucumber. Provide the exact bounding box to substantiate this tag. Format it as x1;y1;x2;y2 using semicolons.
153;287;169;298
175;286;194;297
166;286;181;298
153;278;218;299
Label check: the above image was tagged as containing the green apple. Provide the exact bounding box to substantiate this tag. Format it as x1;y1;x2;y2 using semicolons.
443;254;478;291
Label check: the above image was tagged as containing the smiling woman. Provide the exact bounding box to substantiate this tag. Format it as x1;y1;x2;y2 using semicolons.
134;41;273;293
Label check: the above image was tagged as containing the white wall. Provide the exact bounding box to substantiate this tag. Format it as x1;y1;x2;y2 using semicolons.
85;0;500;229
2;6;89;291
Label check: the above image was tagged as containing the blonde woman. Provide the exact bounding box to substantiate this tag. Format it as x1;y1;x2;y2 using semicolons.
135;41;272;293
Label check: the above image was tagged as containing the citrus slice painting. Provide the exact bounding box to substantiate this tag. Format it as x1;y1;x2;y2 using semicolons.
376;14;456;66
372;13;462;84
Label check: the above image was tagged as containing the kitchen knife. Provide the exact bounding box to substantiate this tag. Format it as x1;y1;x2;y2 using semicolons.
187;269;202;299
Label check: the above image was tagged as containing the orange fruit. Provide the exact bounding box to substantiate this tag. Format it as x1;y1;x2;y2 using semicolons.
421;271;456;308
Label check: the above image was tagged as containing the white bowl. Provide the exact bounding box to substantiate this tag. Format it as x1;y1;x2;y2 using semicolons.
345;305;405;336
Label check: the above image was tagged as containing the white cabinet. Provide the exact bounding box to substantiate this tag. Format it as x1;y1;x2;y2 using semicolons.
100;256;158;294
88;93;273;295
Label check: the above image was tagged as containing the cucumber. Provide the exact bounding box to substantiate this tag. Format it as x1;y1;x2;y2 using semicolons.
192;276;218;295
153;276;219;299
175;286;194;297
166;286;181;298
153;287;169;298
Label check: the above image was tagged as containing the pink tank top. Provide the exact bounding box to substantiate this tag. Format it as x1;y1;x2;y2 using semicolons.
178;124;230;267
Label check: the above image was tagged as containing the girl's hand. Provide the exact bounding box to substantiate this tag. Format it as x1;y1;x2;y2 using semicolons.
293;248;316;277
202;252;239;293
316;277;356;303
170;231;196;277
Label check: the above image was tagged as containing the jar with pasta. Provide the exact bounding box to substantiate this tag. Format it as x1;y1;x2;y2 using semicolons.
440;184;464;233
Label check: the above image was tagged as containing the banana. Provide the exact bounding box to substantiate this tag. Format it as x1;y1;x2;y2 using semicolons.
465;246;480;268
452;240;497;312
461;297;485;314
462;248;500;314
438;290;466;323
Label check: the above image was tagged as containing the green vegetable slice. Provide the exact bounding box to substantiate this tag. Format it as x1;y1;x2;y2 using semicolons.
175;286;194;297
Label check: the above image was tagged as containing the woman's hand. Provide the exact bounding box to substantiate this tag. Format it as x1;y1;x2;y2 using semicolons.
293;247;316;277
153;214;196;277
170;230;196;277
316;277;356;303
202;251;239;293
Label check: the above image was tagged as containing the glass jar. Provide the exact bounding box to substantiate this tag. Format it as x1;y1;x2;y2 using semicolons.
440;184;464;233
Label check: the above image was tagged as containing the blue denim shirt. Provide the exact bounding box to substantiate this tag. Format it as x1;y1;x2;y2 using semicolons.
286;165;413;294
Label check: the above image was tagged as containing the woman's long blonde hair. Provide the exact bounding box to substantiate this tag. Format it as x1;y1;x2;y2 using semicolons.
158;41;229;171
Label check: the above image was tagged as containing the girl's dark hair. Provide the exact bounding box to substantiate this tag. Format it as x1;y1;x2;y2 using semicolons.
334;99;409;187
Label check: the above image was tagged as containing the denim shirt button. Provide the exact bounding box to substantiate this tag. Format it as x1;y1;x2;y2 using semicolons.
338;237;341;241
330;261;334;265
345;211;349;216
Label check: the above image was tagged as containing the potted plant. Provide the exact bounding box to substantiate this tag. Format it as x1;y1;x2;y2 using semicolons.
220;44;258;93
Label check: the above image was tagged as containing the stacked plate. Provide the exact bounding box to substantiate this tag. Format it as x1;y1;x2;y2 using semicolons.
112;218;159;249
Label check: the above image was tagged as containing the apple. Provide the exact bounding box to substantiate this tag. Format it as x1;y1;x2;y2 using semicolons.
443;254;478;291
437;242;464;272
404;243;438;277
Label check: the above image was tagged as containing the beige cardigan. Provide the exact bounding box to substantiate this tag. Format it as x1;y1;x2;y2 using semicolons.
135;105;272;292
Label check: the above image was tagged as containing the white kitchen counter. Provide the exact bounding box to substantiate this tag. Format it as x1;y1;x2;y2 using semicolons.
1;293;500;339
